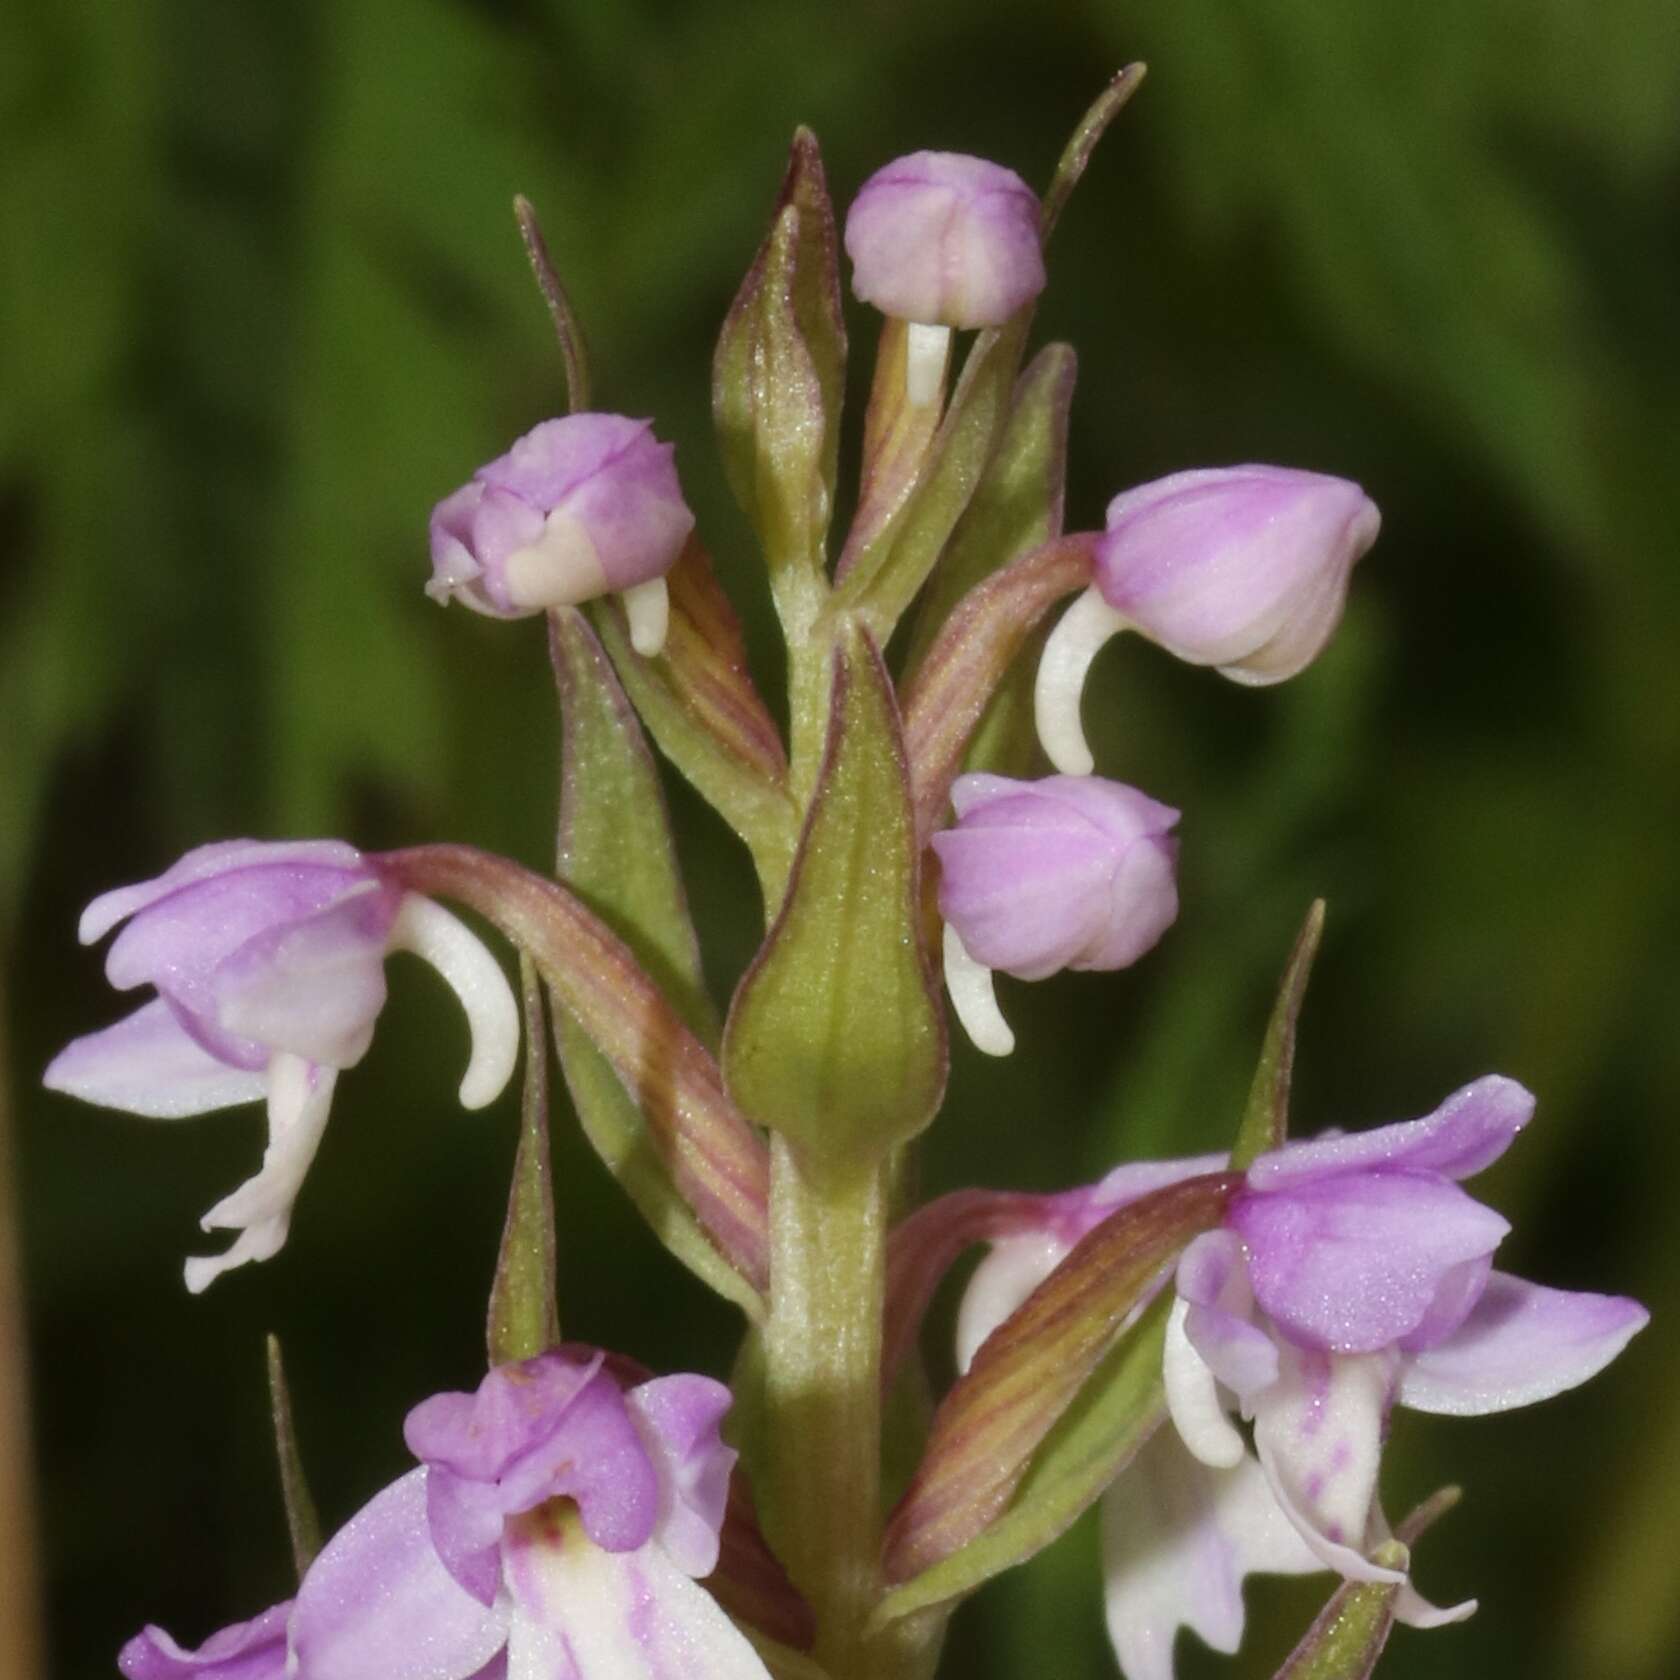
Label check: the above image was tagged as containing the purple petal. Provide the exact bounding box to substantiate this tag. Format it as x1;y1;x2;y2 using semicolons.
1396;1255;1493;1353
1250;1345;1403;1584
407;1355;661;1564
103;862;380;1068
79;840;366;945
1100;1430;1320;1680
1176;1233;1279;1400
1398;1271;1649;1416
290;1467;507;1680
1231;1171;1510;1352
44;999;267;1119
500;1508;772;1680
1248;1075;1535;1191
213;882;401;1067
118;1601;291;1680
624;1376;737;1578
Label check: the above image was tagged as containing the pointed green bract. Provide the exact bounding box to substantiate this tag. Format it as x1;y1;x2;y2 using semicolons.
1230;900;1326;1171
486;956;560;1365
881;1172;1236;1585
265;1335;323;1581
713;131;845;641
906;343;1076;673
587;543;797;905
549;608;765;1316
838;316;1031;642
723;627;945;1162
513;194;591;412
1039;64;1147;241
871;1295;1170;1629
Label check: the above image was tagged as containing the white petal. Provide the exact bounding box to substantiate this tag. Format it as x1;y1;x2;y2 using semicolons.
1033;585;1129;776
501;1510;771;1680
1101;1428;1321;1680
942;922;1015;1057
955;1234;1071;1373
386;895;520;1108
621;576;671;658
43;999;267;1118
184;1053;335;1293
502;508;610;609
1251;1345;1404;1584
1164;1298;1246;1469
1394;1581;1478;1629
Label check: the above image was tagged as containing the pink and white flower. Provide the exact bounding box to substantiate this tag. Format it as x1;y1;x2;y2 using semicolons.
953;1075;1648;1679
44;840;518;1290
287;1350;770;1680
428;413;695;656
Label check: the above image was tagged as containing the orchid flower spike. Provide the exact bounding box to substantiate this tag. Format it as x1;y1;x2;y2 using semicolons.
844;150;1045;405
930;773;1179;1056
955;1075;1648;1680
287;1349;771;1680
1036;466;1381;774
428;412;696;657
43;840;519;1291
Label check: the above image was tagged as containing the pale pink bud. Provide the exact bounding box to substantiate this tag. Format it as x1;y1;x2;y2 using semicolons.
1096;465;1379;684
931;773;1179;1055
1036;466;1380;775
428;413;694;653
843;151;1046;329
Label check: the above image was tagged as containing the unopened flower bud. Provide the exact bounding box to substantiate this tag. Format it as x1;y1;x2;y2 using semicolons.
1036;466;1380;774
844;151;1045;404
931;773;1179;1055
428;413;695;656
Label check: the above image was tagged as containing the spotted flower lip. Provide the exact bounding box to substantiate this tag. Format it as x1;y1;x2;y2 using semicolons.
43;839;519;1291
843;150;1045;330
1035;465;1380;775
953;1074;1649;1680
288;1349;771;1680
427;412;695;655
931;772;1179;1057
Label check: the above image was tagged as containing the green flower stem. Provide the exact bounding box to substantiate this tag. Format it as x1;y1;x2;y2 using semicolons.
763;1136;898;1679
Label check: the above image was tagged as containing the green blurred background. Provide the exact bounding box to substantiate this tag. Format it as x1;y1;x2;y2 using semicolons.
6;0;1679;1675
